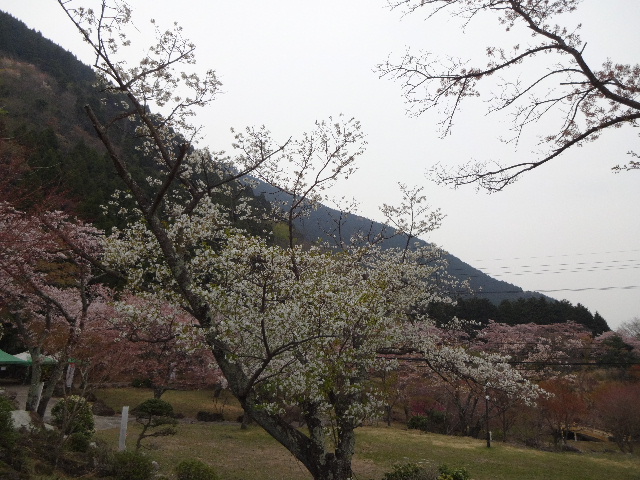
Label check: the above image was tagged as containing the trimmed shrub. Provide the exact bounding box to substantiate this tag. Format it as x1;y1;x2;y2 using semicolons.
132;398;174;418
407;415;430;431
51;395;95;438
437;464;471;480
112;450;153;480
408;410;447;434
175;459;219;480
131;399;177;450
383;462;436;480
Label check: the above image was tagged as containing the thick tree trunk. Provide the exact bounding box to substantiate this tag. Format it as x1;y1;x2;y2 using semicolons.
214;349;356;480
385;404;392;426
240;411;251;430
36;360;67;417
25;361;42;412
241;397;355;480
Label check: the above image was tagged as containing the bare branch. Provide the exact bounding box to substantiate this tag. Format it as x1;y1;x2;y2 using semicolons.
382;0;640;190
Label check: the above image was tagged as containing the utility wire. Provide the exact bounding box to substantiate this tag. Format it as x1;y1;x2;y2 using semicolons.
469;248;640;263
440;250;640;296
448;248;640;279
449;286;640;295
449;261;640;277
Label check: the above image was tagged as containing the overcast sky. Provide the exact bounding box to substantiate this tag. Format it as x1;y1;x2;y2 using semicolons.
3;0;639;329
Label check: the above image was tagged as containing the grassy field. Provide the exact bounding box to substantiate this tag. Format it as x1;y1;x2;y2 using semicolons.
95;387;244;420
93;388;640;480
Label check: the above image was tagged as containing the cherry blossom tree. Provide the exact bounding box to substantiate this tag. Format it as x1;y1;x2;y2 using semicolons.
618;317;640;340
379;0;640;191
538;378;587;447
592;382;640;453
59;3;541;478
0;201;111;415
112;295;224;398
408;321;544;440
474;321;592;379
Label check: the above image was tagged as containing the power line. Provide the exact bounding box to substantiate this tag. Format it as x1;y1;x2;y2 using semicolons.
441;249;640;298
448;247;640;278
449;260;640;277
535;285;640;293
450;285;640;295
484;264;640;277
470;248;640;263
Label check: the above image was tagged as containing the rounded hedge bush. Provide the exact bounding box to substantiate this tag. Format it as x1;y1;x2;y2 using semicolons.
51;395;95;438
175;459;219;480
407;415;430;432
438;464;471;480
382;462;435;480
112;450;153;480
132;398;174;419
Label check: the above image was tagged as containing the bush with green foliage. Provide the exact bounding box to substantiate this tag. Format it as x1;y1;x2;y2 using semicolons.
67;431;91;453
407;415;430;431
50;395;95;438
132;398;174;419
112;450;154;480
408;410;447;434
0;395;22;474
382;462;436;480
0;395;18;452
382;462;471;480
438;464;471;480
132;398;177;450
175;459;219;480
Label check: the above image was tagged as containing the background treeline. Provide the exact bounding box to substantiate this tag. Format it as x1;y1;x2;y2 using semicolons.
428;296;609;335
0;11;94;86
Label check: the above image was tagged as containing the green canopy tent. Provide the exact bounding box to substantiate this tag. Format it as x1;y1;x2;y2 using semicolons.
0;349;30;366
13;352;57;365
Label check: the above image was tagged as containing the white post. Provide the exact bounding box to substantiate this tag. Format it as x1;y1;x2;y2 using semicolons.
65;363;76;389
34;382;44;411
119;406;129;451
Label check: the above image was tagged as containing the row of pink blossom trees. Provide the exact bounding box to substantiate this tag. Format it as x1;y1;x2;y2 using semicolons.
2;127;637;454
378;319;640;450
0;144;223;411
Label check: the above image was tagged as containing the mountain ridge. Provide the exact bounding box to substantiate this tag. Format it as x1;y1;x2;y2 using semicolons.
251;181;541;304
1;9;603;318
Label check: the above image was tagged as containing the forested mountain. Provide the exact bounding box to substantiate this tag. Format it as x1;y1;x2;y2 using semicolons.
255;180;544;304
0;10;609;333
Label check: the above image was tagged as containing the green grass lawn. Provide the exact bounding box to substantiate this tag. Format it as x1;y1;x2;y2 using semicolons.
94;387;244;420
93;388;640;480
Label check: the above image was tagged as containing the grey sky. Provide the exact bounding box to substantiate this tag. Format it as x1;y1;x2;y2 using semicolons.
2;0;639;329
